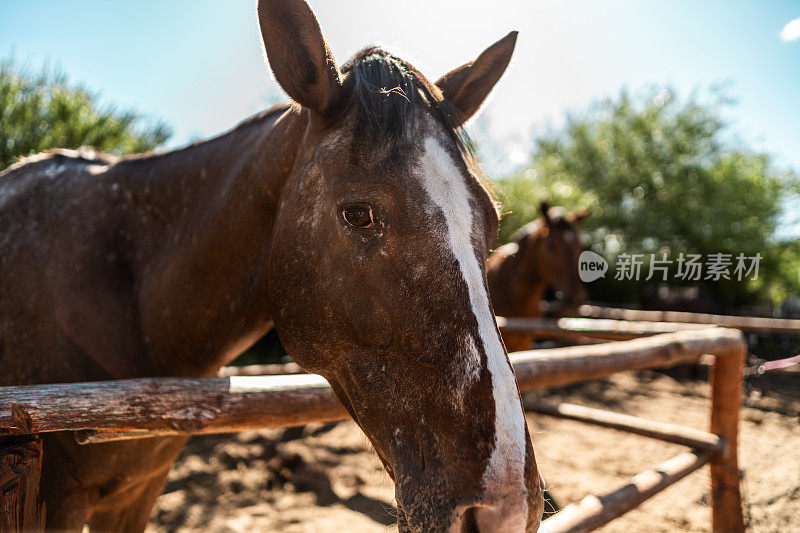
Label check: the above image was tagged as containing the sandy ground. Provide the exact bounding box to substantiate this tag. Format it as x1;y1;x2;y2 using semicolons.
148;370;799;532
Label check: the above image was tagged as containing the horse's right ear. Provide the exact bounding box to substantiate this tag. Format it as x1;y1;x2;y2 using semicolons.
258;0;342;115
435;31;517;122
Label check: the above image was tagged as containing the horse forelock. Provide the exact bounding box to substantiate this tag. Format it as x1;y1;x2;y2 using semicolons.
337;47;471;159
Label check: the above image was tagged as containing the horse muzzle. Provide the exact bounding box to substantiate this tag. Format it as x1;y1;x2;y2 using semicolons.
395;473;543;533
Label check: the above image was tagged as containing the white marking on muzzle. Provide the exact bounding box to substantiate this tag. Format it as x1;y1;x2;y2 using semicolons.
416;136;528;530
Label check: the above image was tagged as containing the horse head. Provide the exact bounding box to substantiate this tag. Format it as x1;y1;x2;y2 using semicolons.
258;0;542;530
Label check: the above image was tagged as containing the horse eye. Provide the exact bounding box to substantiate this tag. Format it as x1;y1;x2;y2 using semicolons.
341;204;375;229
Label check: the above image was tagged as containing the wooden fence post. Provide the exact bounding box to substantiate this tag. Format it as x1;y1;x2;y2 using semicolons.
0;437;45;532
709;346;745;532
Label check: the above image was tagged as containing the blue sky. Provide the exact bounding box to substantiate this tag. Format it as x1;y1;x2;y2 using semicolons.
1;1;798;178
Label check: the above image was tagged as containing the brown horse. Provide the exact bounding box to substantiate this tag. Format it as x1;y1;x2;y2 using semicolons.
487;202;588;351
0;0;542;531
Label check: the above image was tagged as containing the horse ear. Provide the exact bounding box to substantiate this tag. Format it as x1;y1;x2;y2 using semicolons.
540;201;552;226
258;0;342;115
435;31;518;122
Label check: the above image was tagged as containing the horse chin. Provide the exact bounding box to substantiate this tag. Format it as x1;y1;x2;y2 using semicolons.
394;495;542;533
394;491;471;533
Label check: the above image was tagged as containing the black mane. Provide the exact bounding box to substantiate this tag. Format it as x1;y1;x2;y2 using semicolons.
340;47;472;158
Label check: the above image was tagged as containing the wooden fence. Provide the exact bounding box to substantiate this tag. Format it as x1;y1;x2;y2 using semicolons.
580;304;800;336
0;323;747;532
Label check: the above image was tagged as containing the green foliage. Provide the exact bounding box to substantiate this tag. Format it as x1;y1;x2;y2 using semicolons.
0;58;171;172
495;86;799;306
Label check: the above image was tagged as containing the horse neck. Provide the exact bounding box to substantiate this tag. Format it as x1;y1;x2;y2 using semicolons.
117;106;307;376
511;230;547;317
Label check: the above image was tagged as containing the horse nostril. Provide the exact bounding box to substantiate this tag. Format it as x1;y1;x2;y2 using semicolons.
460;506;480;533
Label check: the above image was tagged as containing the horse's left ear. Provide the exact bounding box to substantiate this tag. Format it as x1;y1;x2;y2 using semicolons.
258;0;342;115
435;31;518;122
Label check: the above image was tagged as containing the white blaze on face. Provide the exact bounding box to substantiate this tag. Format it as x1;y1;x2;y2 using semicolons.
416;136;528;530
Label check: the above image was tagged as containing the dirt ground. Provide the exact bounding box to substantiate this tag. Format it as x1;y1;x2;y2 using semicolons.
148;370;799;532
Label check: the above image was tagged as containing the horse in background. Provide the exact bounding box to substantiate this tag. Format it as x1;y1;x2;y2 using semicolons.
488;202;589;352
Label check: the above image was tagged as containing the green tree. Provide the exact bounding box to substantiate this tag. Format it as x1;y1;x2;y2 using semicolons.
496;87;799;306
0;58;171;172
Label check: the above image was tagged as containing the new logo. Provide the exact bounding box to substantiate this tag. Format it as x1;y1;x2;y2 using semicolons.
578;251;608;282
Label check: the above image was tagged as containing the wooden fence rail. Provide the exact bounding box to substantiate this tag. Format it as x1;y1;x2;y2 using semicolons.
0;327;746;532
539;450;714;533
497;316;712;342
0;438;45;532
580;304;800;335
1;374;348;443
522;400;724;453
0;328;741;441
